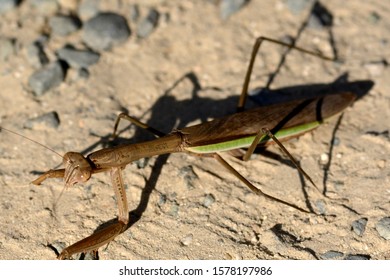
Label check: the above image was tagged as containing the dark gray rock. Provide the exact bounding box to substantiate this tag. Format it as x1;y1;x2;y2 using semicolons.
31;0;58;14
285;0;313;14
77;0;99;21
376;217;390;240
220;0;249;20
28;61;65;96
136;8;159;38
49;15;81;36
203;193;216;208
344;254;370;260
0;38;15;61
77;68;90;79
320;250;344;259
0;0;19;14
308;1;333;29
25;41;49;68
82;12;131;51
314;199;327;215
57;46;100;68
24;111;60;129
351;218;368;237
178;165;198;190
129;4;140;21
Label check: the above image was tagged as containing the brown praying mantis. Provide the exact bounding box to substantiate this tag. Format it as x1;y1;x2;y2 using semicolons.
1;37;373;259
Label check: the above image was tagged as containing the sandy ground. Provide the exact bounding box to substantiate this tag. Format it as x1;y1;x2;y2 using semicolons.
0;0;389;260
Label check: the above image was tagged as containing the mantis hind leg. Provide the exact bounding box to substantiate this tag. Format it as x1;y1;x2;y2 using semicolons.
112;112;166;139
238;36;334;111
242;128;319;192
209;152;310;213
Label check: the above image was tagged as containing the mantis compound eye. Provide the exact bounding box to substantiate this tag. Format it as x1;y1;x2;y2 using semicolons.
63;152;92;186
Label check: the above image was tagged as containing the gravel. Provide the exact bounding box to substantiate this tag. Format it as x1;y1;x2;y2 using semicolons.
24;111;61;129
82;12;131;51
0;0;19;14
0;38;15;61
49;15;81;36
220;0;249;19
203;193;216;208
285;0;313;14
25;41;49;68
351;218;368;237
344;254;371;260
57;46;100;69
136;8;159;38
28;61;65;96
77;0;99;21
308;1;333;28
320;250;344;259
30;0;58;15
376;217;390;240
129;4;140;22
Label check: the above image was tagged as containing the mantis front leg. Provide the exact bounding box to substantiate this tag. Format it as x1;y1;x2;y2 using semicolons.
33;158;130;259
58;167;129;259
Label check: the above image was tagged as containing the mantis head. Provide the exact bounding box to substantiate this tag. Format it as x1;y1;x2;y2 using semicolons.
63;152;92;187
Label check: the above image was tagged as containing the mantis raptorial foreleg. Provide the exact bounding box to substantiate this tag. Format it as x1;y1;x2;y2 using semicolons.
32;169;65;185
55;167;128;259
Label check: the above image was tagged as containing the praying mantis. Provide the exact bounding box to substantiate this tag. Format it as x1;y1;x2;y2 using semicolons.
1;37;373;259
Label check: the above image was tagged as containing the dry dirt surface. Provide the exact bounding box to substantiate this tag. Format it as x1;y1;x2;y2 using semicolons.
0;0;389;260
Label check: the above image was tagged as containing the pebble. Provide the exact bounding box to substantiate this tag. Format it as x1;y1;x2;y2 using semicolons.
169;202;179;217
364;60;388;77
129;4;140;22
351;218;368;237
180;234;193;246
48;241;66;256
28;61;65;96
344;254;370;260
77;68;90;79
136;158;149;169
82;12;131;51
308;1;333;28
179;166;198;190
49;15;81;36
31;0;58;15
369;11;381;24
332;137;340;146
25;41;49;68
65;67;90;82
376;217;390;240
77;0;99;21
24;111;61;129
320;250;344;259
57;46;100;68
314;199;326;215
0;38;15;61
285;0;313;15
203;193;216;208
319;153;329;166
158;194;167;206
220;0;248;20
136;8;159;38
0;0;18;14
